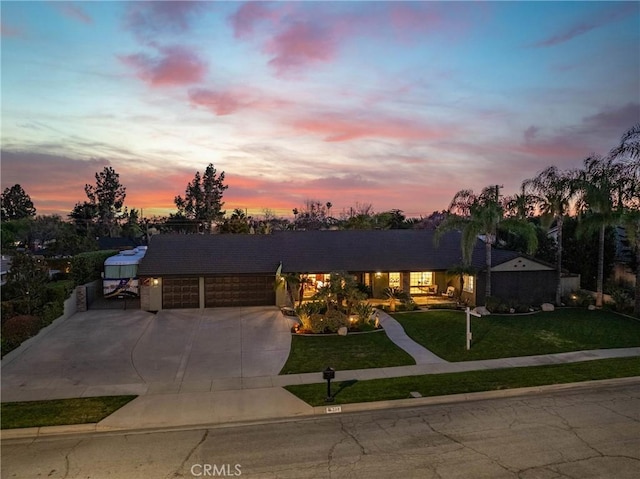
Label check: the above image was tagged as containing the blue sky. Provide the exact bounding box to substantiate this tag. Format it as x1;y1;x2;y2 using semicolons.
2;1;639;219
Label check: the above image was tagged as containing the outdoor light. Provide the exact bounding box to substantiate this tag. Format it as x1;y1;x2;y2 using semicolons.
152;278;159;286
375;272;381;277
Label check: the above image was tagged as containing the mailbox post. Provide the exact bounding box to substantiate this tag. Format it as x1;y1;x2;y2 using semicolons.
323;367;335;402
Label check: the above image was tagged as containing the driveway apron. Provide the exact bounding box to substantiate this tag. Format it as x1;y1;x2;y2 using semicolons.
132;306;292;384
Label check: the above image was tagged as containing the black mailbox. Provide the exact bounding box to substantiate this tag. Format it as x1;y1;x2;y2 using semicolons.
323;366;335;402
323;367;335;380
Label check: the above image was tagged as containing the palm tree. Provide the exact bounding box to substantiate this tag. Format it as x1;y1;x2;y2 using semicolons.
524;166;576;305
574;155;626;308
610;124;640;315
503;183;536;220
280;273;302;307
610;123;640;163
436;186;538;303
619;209;640;315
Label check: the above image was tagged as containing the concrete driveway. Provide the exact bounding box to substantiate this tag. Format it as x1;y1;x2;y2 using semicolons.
1;307;294;401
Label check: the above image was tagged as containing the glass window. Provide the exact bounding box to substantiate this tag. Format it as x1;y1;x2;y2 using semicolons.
409;271;433;295
104;264;138;279
463;274;474;293
389;272;401;288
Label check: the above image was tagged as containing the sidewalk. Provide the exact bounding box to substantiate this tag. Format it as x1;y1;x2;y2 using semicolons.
2;311;639;439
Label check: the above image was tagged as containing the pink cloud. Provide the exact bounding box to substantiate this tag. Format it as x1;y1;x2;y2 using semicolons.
230;2;278;39
55;2;92;25
188;88;244;116
188;87;290;116
120;45;207;87
229;3;467;77
1;22;24;38
387;3;442;36
265;21;339;76
530;3;638;48
292;112;451;142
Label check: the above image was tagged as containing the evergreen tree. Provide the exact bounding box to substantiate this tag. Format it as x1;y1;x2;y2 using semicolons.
175;163;228;233
1;184;36;221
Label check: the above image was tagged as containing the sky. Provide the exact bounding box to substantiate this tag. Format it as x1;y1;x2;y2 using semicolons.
1;1;639;220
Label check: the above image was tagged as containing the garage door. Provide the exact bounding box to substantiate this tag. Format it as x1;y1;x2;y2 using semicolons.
205;276;275;307
163;277;199;309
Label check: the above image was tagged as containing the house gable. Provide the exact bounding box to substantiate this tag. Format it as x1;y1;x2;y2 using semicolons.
491;256;554;272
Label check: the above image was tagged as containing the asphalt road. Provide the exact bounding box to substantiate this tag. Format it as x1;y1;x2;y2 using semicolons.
2;382;639;478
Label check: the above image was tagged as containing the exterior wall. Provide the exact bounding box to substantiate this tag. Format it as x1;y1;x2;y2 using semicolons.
560;274;581;295
371;272;389;298
477;270;557;306
433;271;449;294
140;277;163;311
199;277;205;309
275;280;288;307
401;272;411;294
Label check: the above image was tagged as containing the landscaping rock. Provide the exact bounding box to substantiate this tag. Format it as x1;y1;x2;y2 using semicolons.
541;303;555;312
473;306;490;316
337;326;348;336
588;304;596;311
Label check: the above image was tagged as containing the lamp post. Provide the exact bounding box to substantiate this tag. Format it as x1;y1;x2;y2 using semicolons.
323;367;335;402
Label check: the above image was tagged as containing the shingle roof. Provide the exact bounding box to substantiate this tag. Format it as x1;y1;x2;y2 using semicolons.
138;230;523;276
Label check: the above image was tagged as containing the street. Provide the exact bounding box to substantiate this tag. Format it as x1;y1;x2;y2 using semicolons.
2;381;639;478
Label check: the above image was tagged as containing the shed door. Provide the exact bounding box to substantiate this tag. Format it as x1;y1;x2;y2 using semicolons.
163;277;199;309
205;276;275;307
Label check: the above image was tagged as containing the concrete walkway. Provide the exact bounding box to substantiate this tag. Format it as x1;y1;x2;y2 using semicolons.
376;309;447;364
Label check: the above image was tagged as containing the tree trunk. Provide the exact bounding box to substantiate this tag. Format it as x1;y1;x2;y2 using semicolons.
596;224;605;308
485;239;492;303
555;216;563;305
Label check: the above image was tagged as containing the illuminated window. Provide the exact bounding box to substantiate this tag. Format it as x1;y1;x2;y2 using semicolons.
389;272;401;287
463;274;474;293
409;271;433;295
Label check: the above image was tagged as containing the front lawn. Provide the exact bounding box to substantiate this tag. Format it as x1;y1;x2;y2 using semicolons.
394;308;640;362
1;395;136;430
285;356;640;406
280;331;415;374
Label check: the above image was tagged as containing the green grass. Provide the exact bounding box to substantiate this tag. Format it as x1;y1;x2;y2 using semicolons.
1;395;136;430
280;331;415;374
394;308;640;362
285;356;640;406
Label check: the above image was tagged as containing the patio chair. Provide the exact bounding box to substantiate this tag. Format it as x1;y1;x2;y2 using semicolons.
442;286;455;298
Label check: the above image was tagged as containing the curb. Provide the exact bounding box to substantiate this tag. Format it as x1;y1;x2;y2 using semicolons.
3;376;638;442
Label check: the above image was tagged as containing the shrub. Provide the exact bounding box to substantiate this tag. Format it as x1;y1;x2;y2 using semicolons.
40;301;64;326
71;250;117;286
563;290;595;307
353;302;374;325
323;309;349;332
610;286;634;313
485;296;511;313
1;299;30;322
1;315;42;355
306;313;327;334
296;302;324;331
44;280;74;304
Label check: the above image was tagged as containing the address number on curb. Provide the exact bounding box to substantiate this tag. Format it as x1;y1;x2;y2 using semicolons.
326;406;342;414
